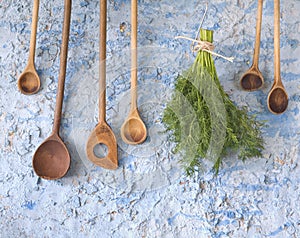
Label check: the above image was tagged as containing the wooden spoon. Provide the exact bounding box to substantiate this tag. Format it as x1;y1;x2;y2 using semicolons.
17;0;41;95
32;0;72;180
240;0;264;91
267;0;288;114
86;0;118;170
120;0;147;145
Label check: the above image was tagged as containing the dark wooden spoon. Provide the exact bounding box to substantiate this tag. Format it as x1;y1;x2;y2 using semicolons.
267;0;288;114
32;0;72;180
240;0;264;91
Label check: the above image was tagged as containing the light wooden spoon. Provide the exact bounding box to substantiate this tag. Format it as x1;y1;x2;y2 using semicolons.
121;0;147;145
86;0;118;169
18;0;41;95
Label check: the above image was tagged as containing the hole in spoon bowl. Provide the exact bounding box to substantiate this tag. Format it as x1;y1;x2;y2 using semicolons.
268;87;288;114
18;72;40;94
122;118;147;144
93;143;108;158
33;140;70;179
240;73;263;91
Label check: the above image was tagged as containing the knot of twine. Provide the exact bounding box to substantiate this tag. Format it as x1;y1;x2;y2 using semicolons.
175;35;234;63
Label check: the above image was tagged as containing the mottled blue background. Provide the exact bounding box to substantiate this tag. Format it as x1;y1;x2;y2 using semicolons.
0;0;300;237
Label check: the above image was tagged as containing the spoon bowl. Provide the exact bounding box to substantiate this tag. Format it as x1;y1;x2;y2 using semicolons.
240;66;264;91
33;133;70;180
121;109;147;144
86;122;118;169
267;85;288;114
18;69;40;95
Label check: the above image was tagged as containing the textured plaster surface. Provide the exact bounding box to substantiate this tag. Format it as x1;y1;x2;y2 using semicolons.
0;0;300;237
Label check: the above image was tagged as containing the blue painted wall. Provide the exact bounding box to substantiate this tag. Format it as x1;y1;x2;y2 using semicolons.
0;0;299;237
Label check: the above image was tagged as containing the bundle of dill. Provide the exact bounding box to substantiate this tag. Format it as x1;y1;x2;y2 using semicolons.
163;29;264;175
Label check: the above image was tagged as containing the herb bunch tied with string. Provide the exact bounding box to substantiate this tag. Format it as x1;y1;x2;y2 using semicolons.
163;28;264;175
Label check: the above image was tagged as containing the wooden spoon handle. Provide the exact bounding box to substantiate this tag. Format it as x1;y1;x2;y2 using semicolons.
53;0;72;135
130;0;138;111
252;0;263;67
28;0;39;67
99;0;107;122
274;0;281;84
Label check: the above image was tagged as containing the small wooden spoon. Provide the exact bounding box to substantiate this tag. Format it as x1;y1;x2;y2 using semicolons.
32;0;72;180
17;0;41;95
267;0;288;114
240;0;264;91
121;0;147;145
86;0;118;170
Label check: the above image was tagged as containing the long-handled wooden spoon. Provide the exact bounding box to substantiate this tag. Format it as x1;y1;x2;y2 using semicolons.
240;0;264;91
86;0;118;169
267;0;288;114
17;0;41;95
32;0;72;180
120;0;147;145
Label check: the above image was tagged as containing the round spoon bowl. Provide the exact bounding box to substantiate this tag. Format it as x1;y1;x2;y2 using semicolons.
240;71;264;91
33;135;70;180
267;86;288;114
18;70;40;95
121;117;147;145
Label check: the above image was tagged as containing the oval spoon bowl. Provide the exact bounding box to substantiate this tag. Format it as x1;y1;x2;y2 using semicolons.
240;67;264;91
121;110;147;145
267;86;288;114
33;134;70;180
18;70;40;95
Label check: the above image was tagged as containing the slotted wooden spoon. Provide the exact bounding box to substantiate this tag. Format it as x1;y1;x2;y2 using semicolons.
86;0;118;169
